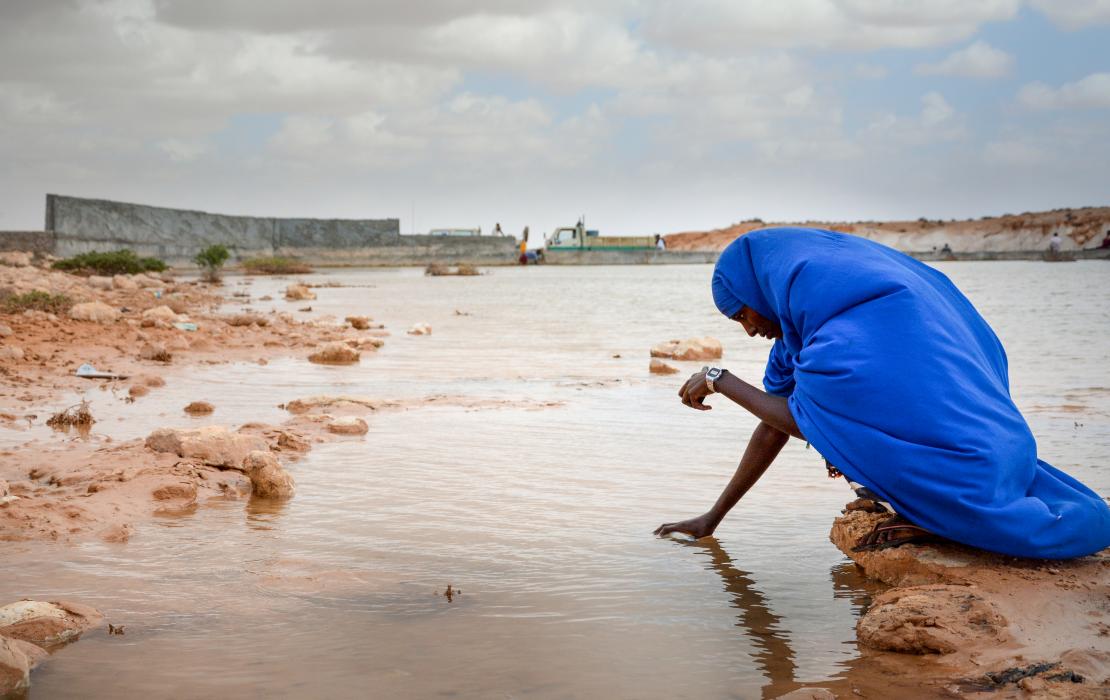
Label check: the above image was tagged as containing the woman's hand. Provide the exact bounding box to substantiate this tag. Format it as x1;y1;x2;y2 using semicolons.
678;367;712;411
654;513;718;539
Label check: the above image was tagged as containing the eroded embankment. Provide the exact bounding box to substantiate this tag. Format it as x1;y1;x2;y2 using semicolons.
827;509;1110;699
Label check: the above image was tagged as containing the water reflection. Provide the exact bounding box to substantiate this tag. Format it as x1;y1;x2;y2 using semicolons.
689;538;801;698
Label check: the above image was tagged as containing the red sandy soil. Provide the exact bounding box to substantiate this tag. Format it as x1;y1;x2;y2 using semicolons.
664;207;1110;252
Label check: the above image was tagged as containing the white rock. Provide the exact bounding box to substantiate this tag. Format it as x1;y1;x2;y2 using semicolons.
407;323;432;336
0;346;24;361
284;284;316;301
0;324;12;338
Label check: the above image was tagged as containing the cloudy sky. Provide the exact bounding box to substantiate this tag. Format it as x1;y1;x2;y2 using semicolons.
1;0;1108;236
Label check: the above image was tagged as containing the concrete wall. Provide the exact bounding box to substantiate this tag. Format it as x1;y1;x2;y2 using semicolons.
0;231;56;254
40;194;517;266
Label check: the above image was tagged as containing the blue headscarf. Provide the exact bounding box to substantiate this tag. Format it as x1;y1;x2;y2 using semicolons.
712;227;1110;559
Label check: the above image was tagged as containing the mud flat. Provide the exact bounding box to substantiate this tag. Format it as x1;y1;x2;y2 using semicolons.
818;508;1110;699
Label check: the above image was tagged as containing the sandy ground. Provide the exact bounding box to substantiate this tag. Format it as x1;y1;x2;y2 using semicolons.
0;258;391;544
663;206;1110;253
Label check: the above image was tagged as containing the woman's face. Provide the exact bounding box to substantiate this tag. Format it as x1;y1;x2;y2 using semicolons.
731;306;783;340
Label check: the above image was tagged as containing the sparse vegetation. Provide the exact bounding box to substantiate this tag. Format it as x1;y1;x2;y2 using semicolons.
194;244;230;282
47;400;95;429
53;249;167;276
0;289;73;314
241;256;313;275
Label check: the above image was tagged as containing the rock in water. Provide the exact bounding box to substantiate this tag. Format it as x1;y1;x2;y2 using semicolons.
184;401;214;415
0;635;47;696
407;323;432;336
327;416;369;435
145;426;267;468
243;450;294;499
856;584;1009;654
284;284;316;301
0;600;104;647
649;358;679;375
308;342;360;365
69;302;120;324
345;315;371;330
649;337;723;361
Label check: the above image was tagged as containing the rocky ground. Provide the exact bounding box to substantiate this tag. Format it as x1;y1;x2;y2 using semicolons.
663;206;1110;253
792;508;1110;699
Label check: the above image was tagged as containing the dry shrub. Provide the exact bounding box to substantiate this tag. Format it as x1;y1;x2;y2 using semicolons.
47;400;95;428
424;263;448;276
455;263;480;276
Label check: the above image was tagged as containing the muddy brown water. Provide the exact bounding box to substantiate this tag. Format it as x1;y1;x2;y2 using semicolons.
3;262;1107;698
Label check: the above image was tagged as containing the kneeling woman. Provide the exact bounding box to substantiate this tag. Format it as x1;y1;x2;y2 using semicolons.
655;228;1110;558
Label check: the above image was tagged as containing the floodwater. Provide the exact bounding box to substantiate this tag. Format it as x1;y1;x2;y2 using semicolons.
3;261;1108;699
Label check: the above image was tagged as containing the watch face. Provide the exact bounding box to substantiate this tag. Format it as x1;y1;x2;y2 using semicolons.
706;368;722;380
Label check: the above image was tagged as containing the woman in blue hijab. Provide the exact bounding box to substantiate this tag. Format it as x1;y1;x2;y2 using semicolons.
654;228;1110;559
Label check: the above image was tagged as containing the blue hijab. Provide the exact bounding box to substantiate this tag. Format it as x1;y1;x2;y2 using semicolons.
712;227;1110;559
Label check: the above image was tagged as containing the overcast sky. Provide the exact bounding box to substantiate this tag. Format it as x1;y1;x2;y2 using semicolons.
1;0;1108;236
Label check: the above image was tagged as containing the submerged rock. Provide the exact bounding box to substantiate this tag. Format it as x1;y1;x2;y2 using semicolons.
345;315;372;330
145;426;267;468
0;600;104;648
184;401;214;415
650;337;723;361
69;301;120;324
308;342;360;365
243;450;294;499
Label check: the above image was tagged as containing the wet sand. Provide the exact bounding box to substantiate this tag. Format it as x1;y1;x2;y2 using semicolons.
1;260;1108;698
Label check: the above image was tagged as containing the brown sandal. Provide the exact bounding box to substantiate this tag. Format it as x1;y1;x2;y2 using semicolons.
852;515;936;552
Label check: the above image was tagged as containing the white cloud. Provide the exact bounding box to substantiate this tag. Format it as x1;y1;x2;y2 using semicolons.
1018;73;1110;109
157;138;208;162
642;0;1021;53
1029;0;1110;29
920;91;955;126
915;40;1014;78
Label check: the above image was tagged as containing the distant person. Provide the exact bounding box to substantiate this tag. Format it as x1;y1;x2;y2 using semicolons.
655;234;667;251
656;228;1110;559
518;235;528;265
1049;232;1062;253
1101;232;1110;249
494;223;504;237
940;243;952;254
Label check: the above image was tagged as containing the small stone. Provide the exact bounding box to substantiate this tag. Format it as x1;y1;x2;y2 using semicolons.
284;284;316;301
327;416;369;435
0;325;12;338
0;346;24;362
145;426;267;468
128;384;149;398
142;305;178;322
184;401;214;415
139;342;172;362
242;450;295;499
308;342;360;365
649;358;679;375
346;315;372;330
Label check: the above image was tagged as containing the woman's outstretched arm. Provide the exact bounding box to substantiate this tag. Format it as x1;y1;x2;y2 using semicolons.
655;421;790;538
679;369;803;440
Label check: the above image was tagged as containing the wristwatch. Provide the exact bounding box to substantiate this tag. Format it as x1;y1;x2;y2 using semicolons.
705;367;726;393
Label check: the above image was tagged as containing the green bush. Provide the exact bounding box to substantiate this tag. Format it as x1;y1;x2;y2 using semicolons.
240;256;313;275
0;290;73;314
53;249;166;276
194;244;230;282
